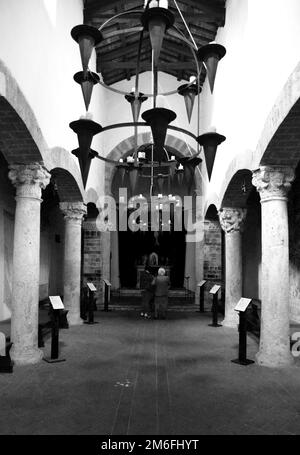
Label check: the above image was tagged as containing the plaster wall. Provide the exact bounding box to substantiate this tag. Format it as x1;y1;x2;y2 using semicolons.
202;0;300;196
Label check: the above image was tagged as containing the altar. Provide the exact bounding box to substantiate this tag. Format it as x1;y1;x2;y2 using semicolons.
136;265;172;289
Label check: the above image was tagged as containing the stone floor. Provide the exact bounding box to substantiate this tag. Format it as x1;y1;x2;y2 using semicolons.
1;310;300;435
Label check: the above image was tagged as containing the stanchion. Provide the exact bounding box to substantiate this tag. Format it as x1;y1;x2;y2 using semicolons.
43;296;66;364
197;280;206;312
232;298;254;366
0;333;13;373
102;279;112;312
85;282;98;324
208;285;222;327
184;276;190;301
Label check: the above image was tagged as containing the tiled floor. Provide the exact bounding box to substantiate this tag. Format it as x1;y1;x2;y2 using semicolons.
1;310;300;435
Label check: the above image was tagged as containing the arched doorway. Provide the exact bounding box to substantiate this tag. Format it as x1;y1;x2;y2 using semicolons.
111;142;192;290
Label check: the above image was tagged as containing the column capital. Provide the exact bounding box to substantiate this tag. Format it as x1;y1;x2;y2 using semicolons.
252;165;294;202
8;163;51;200
60;201;87;222
218;207;247;234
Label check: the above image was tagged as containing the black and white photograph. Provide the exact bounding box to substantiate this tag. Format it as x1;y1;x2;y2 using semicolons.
0;0;300;444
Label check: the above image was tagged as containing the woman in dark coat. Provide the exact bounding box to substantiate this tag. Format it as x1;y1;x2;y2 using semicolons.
152;267;170;319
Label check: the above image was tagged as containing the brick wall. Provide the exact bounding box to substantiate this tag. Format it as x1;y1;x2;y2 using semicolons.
204;220;224;302
83;219;102;305
204;220;222;283
288;166;300;323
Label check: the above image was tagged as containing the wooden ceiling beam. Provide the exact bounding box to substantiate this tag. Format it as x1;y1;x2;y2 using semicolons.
115;3;131;81
84;1;225;25
175;0;225;24
97;35;195;61
99;61;197;70
84;0;141;19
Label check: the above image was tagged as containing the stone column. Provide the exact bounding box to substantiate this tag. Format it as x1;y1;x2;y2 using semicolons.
60;202;86;326
111;230;120;290
8;163;51;365
219;207;247;328
252;165;294;367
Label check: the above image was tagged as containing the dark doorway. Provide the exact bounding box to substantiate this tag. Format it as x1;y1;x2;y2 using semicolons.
119;228;186;288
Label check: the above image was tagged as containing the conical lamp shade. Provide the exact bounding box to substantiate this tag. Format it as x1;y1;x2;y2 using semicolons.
142;107;176;151
141;7;174;66
71;25;103;74
184;157;202;194
177;84;201;123
69;118;102;152
177;170;184;186
157;174;165;194
71;148;98;188
149;17;166;66
125;92;148;122
169;160;177;179
197;132;226;180
197;43;226;93
74;71;100;111
128;167;140;196
116;164;126;186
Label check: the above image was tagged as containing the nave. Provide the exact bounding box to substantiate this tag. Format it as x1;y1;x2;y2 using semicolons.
0;310;300;435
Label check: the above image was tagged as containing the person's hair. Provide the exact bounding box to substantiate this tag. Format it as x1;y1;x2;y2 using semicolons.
158;267;165;276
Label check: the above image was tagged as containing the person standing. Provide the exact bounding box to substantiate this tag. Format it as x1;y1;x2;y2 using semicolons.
152;268;170;319
140;266;154;319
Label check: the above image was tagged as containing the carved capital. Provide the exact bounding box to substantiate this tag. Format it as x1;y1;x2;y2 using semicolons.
60;201;87;223
252;166;294;202
8;163;51;200
218;207;247;234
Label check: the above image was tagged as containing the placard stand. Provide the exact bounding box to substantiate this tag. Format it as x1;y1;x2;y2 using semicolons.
0;337;13;373
84;283;98;324
197;280;206;313
43;296;66;364
231;298;255;366
208;285;222;327
102;279;112;312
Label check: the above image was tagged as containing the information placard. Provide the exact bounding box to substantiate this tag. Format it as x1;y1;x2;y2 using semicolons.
234;297;252;313
102;279;111;287
87;282;97;291
49;296;64;310
198;280;207;287
0;332;6;357
209;285;221;295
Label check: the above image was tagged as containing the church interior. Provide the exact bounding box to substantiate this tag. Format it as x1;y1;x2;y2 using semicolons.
1;0;300;437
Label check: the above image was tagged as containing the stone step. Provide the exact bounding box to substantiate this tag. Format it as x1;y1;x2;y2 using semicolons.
112;289;195;298
105;305;200;312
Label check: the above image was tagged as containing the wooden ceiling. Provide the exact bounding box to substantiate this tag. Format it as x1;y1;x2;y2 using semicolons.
83;0;226;86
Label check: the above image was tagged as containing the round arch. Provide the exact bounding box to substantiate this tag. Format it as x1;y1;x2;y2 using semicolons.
0;60;45;163
0;60;85;202
220;169;253;209
104;132;202;195
50;167;84;202
254;60;300;168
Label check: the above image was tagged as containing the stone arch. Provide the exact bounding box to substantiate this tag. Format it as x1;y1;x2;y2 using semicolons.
50;167;84;202
204;203;219;220
254;60;300;168
220;169;253;209
104;132;202;195
0;60;46;163
0;60;85;202
43;147;85;202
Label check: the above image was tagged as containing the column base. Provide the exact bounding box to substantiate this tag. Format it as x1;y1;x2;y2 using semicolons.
222;315;239;329
256;350;294;368
67;313;83;326
10;346;43;365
